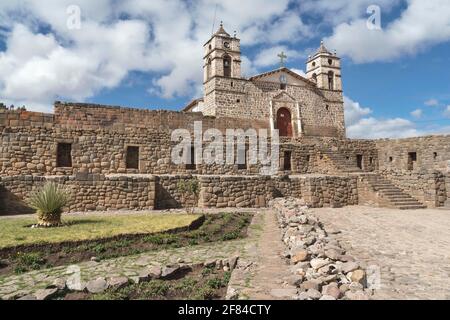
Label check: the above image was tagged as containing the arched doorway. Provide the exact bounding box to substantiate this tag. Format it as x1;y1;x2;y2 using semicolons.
276;108;293;137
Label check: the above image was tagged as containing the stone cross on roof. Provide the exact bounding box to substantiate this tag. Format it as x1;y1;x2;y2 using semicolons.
278;51;287;68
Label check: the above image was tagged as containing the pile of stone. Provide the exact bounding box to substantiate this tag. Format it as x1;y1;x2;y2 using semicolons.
15;258;239;300
270;197;372;300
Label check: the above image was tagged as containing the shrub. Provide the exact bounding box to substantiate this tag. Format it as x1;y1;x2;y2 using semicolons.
14;252;46;274
177;179;200;214
27;182;70;227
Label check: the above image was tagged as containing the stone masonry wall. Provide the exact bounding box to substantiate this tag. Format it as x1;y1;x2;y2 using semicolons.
380;170;446;207
376;135;450;172
204;76;345;138
0;175;155;214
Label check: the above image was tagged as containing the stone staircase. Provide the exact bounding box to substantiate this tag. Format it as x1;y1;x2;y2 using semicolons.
366;175;426;210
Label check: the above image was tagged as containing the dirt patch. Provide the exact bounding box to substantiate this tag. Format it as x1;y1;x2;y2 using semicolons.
62;264;230;300
0;213;252;277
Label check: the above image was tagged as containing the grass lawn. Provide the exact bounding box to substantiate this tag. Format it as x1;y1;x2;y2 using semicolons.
0;214;201;249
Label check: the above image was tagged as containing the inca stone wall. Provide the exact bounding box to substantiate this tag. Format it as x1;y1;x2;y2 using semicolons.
1;102;449;214
376;135;450;172
0;175;155;214
379;170;447;207
0;106;377;177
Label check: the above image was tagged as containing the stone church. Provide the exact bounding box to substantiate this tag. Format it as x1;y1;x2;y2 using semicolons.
184;23;345;138
1;23;450;215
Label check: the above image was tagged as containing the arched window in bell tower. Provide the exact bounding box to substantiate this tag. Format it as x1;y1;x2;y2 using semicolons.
328;71;334;90
223;54;232;77
206;58;212;80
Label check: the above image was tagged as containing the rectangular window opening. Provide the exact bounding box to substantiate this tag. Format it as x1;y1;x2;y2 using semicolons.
237;146;248;170
408;152;417;171
186;145;196;170
283;151;292;171
356;155;363;170
57;143;72;168
126;146;140;169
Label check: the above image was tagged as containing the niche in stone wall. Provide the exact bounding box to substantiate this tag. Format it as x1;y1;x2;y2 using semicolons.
283;151;292;171
126;146;140;170
56;143;72;168
186;145;196;170
408;152;417;171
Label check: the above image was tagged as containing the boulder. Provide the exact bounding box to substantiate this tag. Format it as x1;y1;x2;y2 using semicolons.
310;258;330;270
322;283;342;300
350;269;366;285
34;288;58;300
342;261;359;274
107;277;129;289
291;250;309;264
86;277;108;294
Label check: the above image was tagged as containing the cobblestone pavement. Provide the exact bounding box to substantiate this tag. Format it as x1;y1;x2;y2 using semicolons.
311;206;450;300
0;211;266;300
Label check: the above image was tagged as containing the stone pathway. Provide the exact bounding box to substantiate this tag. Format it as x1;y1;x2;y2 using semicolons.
227;210;297;300
312;206;450;300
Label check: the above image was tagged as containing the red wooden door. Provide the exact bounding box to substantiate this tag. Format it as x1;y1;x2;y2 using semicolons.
276;108;293;137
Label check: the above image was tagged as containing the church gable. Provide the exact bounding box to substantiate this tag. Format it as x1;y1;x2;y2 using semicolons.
249;68;313;87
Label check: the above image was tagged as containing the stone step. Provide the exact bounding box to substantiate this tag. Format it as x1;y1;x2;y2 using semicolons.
367;175;426;210
398;205;427;210
381;193;412;198
390;200;423;205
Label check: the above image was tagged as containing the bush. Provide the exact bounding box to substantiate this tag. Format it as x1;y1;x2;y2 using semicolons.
177;179;200;214
27;182;70;227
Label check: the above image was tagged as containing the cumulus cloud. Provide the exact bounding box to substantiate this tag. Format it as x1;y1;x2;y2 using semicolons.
344;96;372;126
0;0;307;110
299;0;402;25
253;46;304;68
344;96;420;139
410;109;423;118
347;117;421;139
325;0;450;63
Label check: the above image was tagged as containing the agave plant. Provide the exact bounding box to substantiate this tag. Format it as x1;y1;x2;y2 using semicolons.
27;182;70;227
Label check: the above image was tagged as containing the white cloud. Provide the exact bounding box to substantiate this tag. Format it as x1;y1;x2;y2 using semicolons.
0;0;310;110
299;0;401;25
344;96;372;126
410;109;423;118
344;96;450;139
325;0;450;63
344;95;419;139
425;98;439;107
253;46;304;68
347;117;421;139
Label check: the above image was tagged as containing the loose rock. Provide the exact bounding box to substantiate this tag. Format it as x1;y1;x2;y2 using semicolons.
86;277;108;294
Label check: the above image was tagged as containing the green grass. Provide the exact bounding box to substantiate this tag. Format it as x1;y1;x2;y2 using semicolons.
0;214;201;249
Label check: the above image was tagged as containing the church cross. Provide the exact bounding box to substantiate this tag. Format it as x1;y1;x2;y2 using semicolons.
278;51;287;67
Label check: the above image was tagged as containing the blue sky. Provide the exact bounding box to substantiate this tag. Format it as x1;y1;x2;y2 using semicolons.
0;0;450;138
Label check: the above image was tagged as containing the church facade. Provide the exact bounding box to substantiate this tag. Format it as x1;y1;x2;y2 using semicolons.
185;23;346;139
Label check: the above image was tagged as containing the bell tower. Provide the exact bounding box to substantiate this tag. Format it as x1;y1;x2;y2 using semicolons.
306;41;342;91
203;22;241;83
